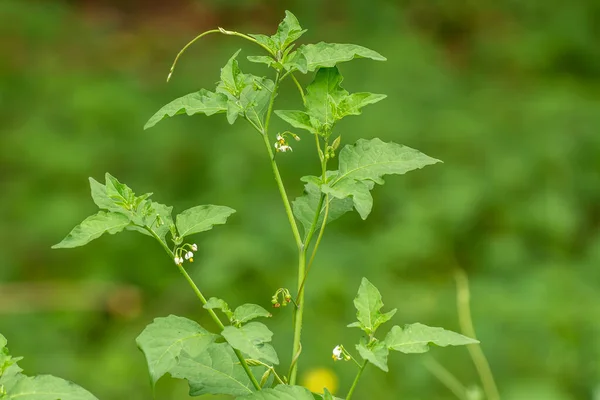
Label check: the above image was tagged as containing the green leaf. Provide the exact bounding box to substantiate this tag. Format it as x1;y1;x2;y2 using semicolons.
238;384;315;400
171;343;257;397
274;110;317;134
292;176;353;238
145;202;174;241
384;323;479;354
249;34;276;52
323;138;442;219
89;177;119;211
322;388;334;400
247;56;282;70
105;172;134;204
0;335;22;380
144;89;228;130
233;304;272;325
240;76;275;129
348;277;397;334
321;178;374;219
1;375;98;400
175;205;236;238
217;50;245;98
52;211;130;249
221;322;279;365
356;339;389;372
304;67;346;132
289;67;385;135
204;297;234;321
296;42;386;72
250;11;306;54
336;92;387;117
271;11;306;50
135;315;217;387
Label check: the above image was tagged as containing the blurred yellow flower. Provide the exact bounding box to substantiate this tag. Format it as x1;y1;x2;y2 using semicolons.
302;367;338;395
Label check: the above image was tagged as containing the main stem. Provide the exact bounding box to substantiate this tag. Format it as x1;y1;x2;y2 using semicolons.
346;361;368;400
145;227;261;391
259;72;306;384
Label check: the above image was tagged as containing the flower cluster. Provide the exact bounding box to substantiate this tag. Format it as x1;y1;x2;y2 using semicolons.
174;243;198;266
332;344;352;362
271;287;293;308
274;132;300;153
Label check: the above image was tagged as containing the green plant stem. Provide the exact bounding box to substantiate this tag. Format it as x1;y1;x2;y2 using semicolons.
260;131;302;249
346;360;368;400
168;28;273;82
144;226;261;391
423;356;469;400
290;73;306;105
288;249;305;384
455;269;500;400
258;71;307;384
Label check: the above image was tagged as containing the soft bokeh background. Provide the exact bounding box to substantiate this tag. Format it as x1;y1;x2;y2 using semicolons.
1;0;599;399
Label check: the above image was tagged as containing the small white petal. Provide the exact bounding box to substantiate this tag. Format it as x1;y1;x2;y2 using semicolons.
192;244;198;251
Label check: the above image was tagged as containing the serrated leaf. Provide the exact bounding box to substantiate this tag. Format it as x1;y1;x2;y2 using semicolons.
249;11;306;54
336;92;387;118
289;67;384;135
89;177;119;211
272;11;306;50
233;304;272;325
384;323;479;354
2;375;98;400
217;50;245;98
321;178;374;219
304;67;346;131
221;322;279;365
296;42;386;72
323;138;442;219
348;278;397;334
292;177;353;238
52;211;130;249
356;339;389;372
274;110;317;134
144;89;228;129
335;138;442;182
135;315;217;387
171;343;257;397
105;172;134;203
175;205;236;238
204;297;234;320
239;384;315;400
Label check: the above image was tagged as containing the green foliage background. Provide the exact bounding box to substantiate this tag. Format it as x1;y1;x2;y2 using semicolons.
1;0;599;398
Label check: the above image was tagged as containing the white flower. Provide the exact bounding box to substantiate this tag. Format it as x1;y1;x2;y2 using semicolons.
279;145;292;152
184;251;194;260
191;244;198;251
276;134;284;142
332;345;343;361
174;256;183;265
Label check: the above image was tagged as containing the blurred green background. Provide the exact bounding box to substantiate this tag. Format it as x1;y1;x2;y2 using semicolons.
1;0;599;399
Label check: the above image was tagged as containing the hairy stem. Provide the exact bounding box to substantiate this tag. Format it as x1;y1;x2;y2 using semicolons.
145;226;261;391
455;269;500;400
346;360;368;400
